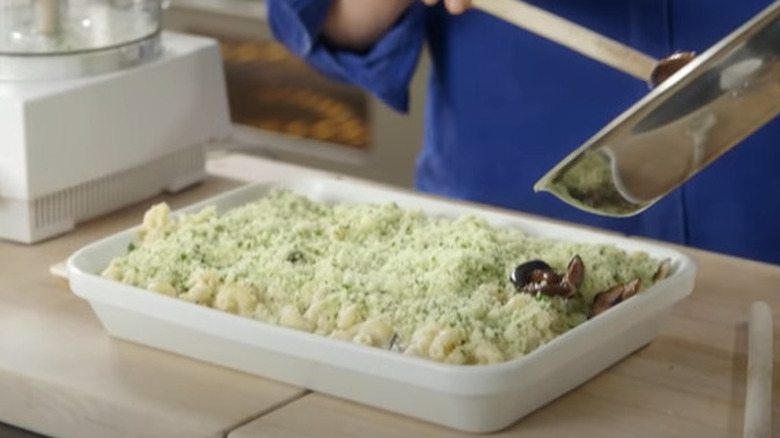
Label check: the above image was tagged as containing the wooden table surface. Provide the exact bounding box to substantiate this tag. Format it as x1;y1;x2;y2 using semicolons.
230;249;779;438
0;158;306;438
1;153;777;438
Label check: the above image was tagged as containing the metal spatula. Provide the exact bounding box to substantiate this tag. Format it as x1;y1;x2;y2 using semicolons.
534;0;780;217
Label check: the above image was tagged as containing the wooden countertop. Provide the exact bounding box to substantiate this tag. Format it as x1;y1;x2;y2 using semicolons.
1;153;777;438
0;157;307;438
230;249;779;438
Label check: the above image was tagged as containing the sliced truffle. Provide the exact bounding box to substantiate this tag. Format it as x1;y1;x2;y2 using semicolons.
510;255;584;299
510;260;553;289
561;255;585;296
588;278;641;319
653;258;672;282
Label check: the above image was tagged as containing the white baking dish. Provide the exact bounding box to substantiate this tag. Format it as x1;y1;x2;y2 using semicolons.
66;178;697;433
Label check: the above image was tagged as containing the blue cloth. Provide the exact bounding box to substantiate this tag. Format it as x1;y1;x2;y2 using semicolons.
268;0;780;265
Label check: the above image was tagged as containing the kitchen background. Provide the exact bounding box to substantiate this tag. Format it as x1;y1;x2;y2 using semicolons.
163;0;429;189
0;3;423;435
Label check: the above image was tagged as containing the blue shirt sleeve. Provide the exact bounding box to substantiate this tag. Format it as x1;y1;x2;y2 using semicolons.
267;0;427;112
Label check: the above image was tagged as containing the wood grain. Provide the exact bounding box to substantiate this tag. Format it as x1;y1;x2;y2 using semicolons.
0;175;306;438
744;302;773;438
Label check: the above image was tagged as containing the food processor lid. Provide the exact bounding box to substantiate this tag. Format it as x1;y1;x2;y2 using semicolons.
0;0;164;80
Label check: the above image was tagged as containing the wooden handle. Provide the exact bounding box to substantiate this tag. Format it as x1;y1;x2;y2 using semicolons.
470;0;657;81
744;301;773;438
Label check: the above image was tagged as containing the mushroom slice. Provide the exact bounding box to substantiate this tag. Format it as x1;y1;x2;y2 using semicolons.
653;258;672;282
536;283;575;299
588;278;641;319
561;255;585;296
388;333;402;352
510;260;554;290
510;255;585;299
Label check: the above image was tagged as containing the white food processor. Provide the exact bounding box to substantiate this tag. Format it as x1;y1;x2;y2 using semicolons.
0;0;232;243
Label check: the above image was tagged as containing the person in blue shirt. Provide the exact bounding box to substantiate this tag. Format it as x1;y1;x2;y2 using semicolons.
267;0;780;265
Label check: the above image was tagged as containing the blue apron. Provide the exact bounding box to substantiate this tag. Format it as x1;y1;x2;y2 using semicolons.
269;0;780;264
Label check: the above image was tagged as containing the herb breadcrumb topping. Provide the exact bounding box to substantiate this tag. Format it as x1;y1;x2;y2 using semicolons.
102;188;664;365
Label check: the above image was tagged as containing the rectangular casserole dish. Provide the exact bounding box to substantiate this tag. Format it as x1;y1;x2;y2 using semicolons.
66;178;696;433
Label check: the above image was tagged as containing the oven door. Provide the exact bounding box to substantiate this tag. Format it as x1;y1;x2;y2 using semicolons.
163;0;428;189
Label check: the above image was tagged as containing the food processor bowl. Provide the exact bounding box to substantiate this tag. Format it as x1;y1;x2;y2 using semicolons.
0;0;164;80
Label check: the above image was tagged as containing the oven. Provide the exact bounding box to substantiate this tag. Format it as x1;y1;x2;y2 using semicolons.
162;0;429;189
